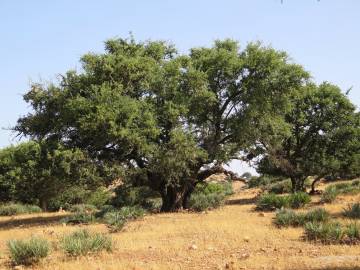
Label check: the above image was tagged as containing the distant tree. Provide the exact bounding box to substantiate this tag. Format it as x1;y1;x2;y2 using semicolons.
255;83;360;192
15;37;309;211
0;141;108;210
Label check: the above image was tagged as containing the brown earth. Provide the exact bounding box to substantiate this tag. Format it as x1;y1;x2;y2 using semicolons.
1;180;360;270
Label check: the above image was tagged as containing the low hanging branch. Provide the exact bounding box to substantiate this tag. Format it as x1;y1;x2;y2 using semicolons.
197;165;245;182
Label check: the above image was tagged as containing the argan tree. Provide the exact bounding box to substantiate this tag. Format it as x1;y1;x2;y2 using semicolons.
15;37;309;211
256;83;360;192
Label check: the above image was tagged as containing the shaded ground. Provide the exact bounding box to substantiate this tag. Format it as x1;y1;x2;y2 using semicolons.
1;181;360;269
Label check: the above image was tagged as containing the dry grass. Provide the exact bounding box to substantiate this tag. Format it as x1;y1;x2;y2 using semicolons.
1;181;360;269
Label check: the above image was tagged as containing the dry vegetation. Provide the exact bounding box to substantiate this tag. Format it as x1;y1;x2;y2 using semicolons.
1;181;360;270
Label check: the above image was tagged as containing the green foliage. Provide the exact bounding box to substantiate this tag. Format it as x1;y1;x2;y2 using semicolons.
247;175;285;188
256;193;290;211
97;205;145;232
321;180;360;203
112;185;159;208
60;229;112;256
304;222;344;244
256;192;310;211
86;188;112;208
274;208;329;227
15;37;310;212
266;179;293;194
0;141;104;210
288;192;311;209
61;211;96;225
344;223;360;242
257;83;360;192
0;203;42;216
188;193;225;212
187;182;232;212
343;203;360;219
7;237;50;265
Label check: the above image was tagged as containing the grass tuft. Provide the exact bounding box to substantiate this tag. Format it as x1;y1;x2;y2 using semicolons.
7;237;50;265
60;229;112;256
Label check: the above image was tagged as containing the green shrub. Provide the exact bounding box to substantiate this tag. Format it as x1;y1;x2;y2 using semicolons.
247;175;285;188
103;211;127;232
256;193;290;211
7;237;50;265
98;206;145;232
0;203;42;216
288;192;311;209
274;209;305;227
69;204;98;213
321;185;339;203
344;223;360;242
274;208;329;227
61;211;95;225
343;203;360;219
304;222;344;244
60;229;112;256
266;180;292;194
112;185;159;208
188;192;225;212
85;188;112;208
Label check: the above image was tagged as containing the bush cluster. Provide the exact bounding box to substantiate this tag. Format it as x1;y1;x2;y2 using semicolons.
0;203;42;216
274;208;330;227
343;203;360;219
60;229;112;256
7;237;50;265
256;192;311;211
321;180;360;203
188;182;233;212
304;222;360;244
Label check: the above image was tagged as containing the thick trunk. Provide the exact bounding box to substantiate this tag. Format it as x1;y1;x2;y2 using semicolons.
160;187;185;212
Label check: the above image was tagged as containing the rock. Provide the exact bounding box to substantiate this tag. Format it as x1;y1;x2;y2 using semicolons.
260;248;266;252
243;236;250;242
240;253;250;259
14;266;24;270
258;212;265;217
189;244;198;250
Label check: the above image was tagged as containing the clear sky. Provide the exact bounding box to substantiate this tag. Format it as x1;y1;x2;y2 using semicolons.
1;0;359;174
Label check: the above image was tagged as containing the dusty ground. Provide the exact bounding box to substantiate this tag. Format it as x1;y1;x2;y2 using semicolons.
1;181;360;270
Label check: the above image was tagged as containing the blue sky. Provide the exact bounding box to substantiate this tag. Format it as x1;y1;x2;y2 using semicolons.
1;0;359;174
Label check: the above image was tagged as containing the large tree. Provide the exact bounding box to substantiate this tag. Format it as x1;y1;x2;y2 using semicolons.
15;37;309;211
256;83;360;192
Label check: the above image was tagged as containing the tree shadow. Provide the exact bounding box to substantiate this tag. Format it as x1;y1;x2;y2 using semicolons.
0;214;69;230
225;197;257;205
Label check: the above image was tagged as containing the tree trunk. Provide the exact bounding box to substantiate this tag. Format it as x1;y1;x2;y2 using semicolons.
40;198;48;211
310;176;322;194
160;186;186;212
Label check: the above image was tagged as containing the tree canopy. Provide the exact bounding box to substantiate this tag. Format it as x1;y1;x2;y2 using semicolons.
256;83;360;191
17;37;354;211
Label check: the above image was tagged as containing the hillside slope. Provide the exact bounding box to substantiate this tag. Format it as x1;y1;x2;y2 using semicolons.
1;182;360;269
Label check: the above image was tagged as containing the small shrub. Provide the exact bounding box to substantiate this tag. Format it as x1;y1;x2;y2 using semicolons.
85;188;112;208
7;237;50;265
343;203;360;219
256;193;290;211
60;229;112;256
69;204;98;213
274;208;329;227
103;211;127;232
112;185;159;208
61;211;95;225
344;223;360;242
304;222;344;244
321;186;339;203
274;209;305;227
188;192;225;212
266;180;292;194
0;203;42;216
288;192;311;209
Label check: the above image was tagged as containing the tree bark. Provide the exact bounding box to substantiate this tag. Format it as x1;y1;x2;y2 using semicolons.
310;176;322;194
290;176;305;193
160;186;185;212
